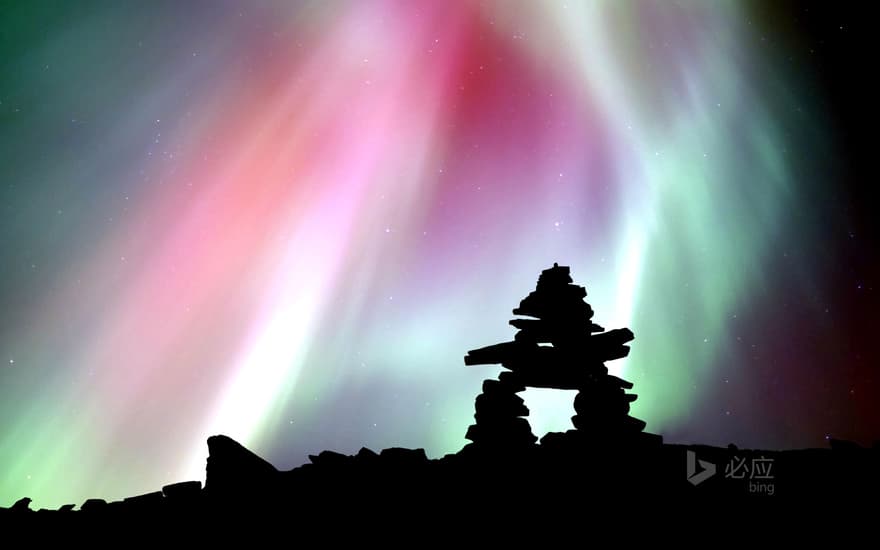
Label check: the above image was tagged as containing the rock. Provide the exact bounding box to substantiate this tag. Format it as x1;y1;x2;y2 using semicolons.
475;392;529;417
607;375;634;389
623;416;647;432
162;480;202;499
465;342;520;366
205;434;278;497
80;498;108;512
380;447;428;463
466;418;537;446
123;491;164;510
356;447;379;460
308;450;351;467
497;371;527;389
11;497;31;512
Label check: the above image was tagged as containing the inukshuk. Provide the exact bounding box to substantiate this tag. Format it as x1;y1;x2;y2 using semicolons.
464;263;646;448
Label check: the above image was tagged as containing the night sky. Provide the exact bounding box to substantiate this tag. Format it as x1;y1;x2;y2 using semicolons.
1;1;877;508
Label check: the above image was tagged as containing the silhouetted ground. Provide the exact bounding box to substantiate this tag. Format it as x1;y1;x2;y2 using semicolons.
3;264;877;519
2;433;878;520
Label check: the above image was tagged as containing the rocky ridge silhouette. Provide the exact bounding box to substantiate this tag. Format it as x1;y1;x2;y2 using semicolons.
2;264;879;517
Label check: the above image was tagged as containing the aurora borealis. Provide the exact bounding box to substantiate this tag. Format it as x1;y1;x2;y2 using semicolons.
1;1;877;508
